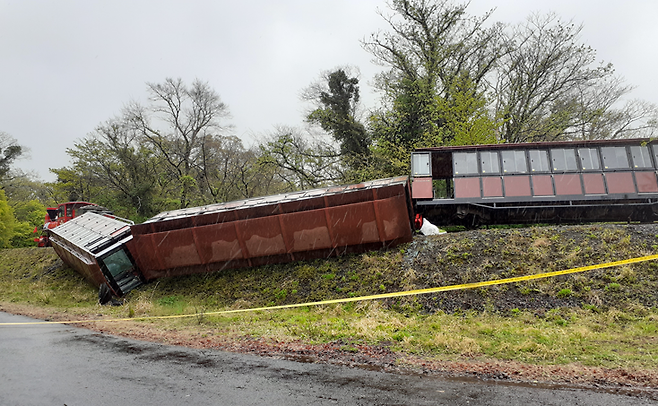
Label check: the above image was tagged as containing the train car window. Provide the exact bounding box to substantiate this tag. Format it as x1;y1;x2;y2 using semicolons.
432;152;454;178
479;151;500;174
101;249;134;278
578;148;601;171
453;152;478;175
551;149;578;172
529;150;550;172
501;150;527;173
630;145;652;168
601;146;630;169
66;205;73;217
412;153;431;176
46;209;57;222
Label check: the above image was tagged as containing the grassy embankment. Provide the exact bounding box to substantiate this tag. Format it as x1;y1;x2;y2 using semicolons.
1;223;657;371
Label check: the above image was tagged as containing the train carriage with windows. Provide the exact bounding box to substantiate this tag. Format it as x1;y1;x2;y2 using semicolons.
410;138;658;226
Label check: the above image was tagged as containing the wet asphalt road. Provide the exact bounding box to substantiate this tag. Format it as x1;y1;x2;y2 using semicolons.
0;311;655;406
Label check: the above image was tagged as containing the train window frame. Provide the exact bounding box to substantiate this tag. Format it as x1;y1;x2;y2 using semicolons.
578;147;601;171
651;145;658;170
601;146;630;170
479;151;500;174
551;148;578;172
101;249;135;279
630;145;653;169
529;150;550;173
501;150;528;174
453;152;478;175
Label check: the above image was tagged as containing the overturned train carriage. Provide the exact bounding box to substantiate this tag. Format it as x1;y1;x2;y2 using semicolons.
127;176;414;280
49;213;143;297
411;138;658;226
51;177;414;297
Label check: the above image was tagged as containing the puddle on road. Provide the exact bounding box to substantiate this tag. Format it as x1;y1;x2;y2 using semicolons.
68;332;218;368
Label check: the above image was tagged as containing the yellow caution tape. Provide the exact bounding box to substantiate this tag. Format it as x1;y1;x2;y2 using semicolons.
2;253;657;326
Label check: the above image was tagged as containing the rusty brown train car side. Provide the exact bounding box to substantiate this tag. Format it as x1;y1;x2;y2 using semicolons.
126;177;414;281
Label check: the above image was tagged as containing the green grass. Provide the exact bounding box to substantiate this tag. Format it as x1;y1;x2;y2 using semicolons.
0;247;96;307
88;301;658;370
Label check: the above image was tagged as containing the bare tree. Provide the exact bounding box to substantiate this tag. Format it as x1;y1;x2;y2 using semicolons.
0;132;23;181
259;127;343;190
491;13;644;143
126;78;230;208
193;134;257;202
564;77;658;140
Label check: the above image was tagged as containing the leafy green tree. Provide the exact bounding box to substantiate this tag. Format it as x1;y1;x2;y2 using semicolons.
64;119;160;218
305;69;370;161
369;74;498;176
419;72;499;147
0;189;15;248
363;0;657;166
9;200;46;247
370;78;437;152
1;170;54;207
12;200;46;226
49;166;98;205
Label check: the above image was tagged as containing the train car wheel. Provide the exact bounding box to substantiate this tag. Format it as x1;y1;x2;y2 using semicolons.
98;283;113;305
463;214;481;229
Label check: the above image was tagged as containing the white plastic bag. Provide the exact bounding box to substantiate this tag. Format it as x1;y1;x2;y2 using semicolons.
419;219;445;235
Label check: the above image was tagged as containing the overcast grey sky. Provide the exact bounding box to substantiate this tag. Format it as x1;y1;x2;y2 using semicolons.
1;0;657;181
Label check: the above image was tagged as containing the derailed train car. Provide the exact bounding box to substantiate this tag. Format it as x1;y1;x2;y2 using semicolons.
49;138;658;300
49;213;143;298
49;176;414;299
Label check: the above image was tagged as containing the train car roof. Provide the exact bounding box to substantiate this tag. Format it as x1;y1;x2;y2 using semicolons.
414;138;655;152
143;176;409;224
49;212;133;255
58;201;94;205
